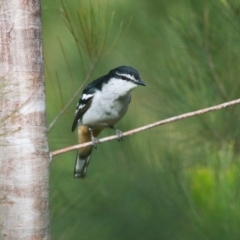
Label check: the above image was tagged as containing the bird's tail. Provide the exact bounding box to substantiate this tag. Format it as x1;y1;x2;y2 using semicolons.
74;148;92;178
74;125;102;178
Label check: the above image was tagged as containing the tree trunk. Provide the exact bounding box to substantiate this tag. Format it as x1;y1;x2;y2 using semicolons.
0;0;50;239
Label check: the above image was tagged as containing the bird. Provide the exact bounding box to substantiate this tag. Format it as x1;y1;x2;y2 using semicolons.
71;66;146;178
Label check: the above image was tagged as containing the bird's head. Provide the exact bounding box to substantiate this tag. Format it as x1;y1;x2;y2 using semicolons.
108;66;146;87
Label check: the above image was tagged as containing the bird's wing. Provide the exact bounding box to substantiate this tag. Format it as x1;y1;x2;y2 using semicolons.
71;75;107;132
71;94;93;132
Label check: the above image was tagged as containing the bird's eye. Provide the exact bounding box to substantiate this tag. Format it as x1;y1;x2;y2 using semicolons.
121;76;128;80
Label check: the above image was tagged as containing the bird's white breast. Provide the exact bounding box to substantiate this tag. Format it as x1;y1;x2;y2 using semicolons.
81;78;137;128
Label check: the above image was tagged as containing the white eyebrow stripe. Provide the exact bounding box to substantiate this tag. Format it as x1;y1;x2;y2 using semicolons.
116;72;136;81
82;93;93;100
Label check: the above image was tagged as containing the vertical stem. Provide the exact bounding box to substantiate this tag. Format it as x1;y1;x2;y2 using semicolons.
0;0;50;239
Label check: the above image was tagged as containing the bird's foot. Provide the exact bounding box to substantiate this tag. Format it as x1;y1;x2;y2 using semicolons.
116;129;123;142
89;128;99;149
111;126;123;142
91;137;99;149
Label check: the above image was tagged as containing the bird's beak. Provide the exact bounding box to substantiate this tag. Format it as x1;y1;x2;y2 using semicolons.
137;79;146;86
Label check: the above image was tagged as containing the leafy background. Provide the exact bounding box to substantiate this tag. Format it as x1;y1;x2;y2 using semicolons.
42;0;240;239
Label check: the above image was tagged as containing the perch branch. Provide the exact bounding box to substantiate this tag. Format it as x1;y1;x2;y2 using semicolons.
51;98;240;158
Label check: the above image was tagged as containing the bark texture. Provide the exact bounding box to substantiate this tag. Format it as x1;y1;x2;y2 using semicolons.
0;0;50;239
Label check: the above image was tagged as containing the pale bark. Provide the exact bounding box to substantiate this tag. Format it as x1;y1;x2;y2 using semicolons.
0;0;50;239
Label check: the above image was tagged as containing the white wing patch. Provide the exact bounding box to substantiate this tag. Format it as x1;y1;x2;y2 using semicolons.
75;104;85;114
75;94;93;114
82;93;93;100
78;104;85;109
116;72;136;81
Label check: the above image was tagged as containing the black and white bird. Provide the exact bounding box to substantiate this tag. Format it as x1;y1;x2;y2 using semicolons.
72;66;146;178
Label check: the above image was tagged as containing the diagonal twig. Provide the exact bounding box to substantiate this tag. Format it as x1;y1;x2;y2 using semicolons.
47;66;95;132
50;98;240;159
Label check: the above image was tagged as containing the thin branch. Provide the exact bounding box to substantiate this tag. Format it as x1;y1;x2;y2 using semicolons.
47;65;95;132
204;7;228;100
55;71;64;109
57;37;77;89
51;98;240;158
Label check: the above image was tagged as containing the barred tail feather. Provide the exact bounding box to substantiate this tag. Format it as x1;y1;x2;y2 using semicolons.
74;149;92;178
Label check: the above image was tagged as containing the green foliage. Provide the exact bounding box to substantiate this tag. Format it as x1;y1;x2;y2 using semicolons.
42;0;240;239
60;0;125;73
189;144;240;239
46;0;126;133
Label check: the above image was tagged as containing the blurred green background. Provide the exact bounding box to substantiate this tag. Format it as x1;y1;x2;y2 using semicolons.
42;0;240;239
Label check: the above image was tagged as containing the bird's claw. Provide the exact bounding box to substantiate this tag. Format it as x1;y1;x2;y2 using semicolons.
116;129;123;142
91;136;99;149
110;126;123;142
89;128;99;149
